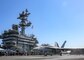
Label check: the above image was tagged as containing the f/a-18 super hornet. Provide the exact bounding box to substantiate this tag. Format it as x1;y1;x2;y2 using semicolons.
32;40;71;55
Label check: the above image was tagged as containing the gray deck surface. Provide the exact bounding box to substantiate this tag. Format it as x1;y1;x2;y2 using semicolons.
0;55;84;60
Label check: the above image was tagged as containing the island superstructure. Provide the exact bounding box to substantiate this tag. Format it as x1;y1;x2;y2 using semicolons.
0;9;38;53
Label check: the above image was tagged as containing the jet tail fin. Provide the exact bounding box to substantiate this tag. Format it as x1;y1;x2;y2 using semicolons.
55;42;59;47
61;40;67;48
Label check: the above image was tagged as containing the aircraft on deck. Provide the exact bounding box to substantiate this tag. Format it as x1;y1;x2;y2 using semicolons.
33;40;72;55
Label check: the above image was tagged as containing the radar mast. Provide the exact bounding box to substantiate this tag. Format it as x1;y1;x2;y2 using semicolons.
17;9;31;35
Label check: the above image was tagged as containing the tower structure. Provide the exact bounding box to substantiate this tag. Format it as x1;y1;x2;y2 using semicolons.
0;9;38;54
17;9;31;35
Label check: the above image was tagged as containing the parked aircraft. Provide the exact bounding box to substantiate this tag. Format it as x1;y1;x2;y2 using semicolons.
0;48;16;56
33;40;71;55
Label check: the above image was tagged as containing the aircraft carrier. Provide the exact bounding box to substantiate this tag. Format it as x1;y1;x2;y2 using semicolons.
0;9;84;56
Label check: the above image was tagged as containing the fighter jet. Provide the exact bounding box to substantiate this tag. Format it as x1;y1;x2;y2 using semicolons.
32;40;71;55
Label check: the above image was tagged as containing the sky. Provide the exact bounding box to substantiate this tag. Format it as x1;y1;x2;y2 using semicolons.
0;0;84;48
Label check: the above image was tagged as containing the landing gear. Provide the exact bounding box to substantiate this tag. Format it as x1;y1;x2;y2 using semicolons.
60;53;62;56
44;53;47;56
